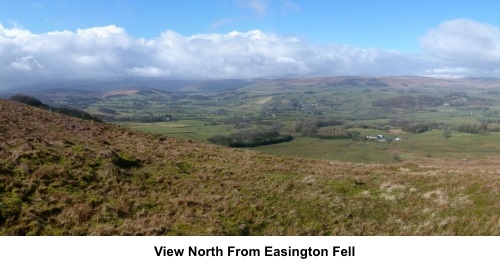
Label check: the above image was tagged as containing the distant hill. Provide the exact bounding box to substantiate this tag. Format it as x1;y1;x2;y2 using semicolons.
4;76;500;106
0;98;498;235
3;78;257;94
242;76;500;90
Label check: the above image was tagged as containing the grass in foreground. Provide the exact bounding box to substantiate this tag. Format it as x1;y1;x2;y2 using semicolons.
1;99;499;235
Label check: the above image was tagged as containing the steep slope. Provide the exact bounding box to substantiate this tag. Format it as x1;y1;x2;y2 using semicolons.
0;99;498;235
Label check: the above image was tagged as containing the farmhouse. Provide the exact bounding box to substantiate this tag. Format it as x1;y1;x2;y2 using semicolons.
366;135;401;142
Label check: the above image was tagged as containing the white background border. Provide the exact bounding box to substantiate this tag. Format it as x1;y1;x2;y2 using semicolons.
1;236;498;266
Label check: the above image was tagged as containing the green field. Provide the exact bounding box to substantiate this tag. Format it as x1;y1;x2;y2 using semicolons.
121;119;500;163
3;97;500;236
34;77;500;164
120;120;236;141
252;137;396;163
254;130;500;162
394;130;500;160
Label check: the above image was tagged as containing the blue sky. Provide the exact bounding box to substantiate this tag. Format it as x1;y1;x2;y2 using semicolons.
1;0;500;88
3;0;500;50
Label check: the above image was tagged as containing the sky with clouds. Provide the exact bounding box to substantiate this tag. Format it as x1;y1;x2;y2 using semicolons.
1;0;500;89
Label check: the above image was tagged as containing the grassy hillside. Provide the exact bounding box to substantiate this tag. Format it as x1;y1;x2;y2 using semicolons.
17;76;500;164
0;99;499;235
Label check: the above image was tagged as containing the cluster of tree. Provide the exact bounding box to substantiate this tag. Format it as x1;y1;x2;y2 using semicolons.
373;95;444;109
208;129;293;148
399;121;491;135
442;129;453;138
402;121;444;134
402;123;430;134
316;127;361;140
293;119;366;140
445;92;495;106
57;107;101;122
455;123;488;134
10;94;101;122
10;94;47;108
343;123;387;131
293;118;343;137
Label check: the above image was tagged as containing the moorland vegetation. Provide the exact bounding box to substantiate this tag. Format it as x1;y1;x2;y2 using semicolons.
2;76;500;235
1;94;499;235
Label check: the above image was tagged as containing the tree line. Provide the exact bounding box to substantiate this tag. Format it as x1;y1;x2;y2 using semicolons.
293;118;344;137
390;117;494;135
292;118;365;140
373;95;444;109
208;129;293;147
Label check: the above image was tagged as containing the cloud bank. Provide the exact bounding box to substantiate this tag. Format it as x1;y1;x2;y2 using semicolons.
1;19;500;89
421;19;500;76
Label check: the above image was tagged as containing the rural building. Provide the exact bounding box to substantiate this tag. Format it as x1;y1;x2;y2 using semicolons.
366;135;401;142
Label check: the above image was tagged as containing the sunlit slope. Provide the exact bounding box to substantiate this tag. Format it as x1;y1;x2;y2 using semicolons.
0;99;498;235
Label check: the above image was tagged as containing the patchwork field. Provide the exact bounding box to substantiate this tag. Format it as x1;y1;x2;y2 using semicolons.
22;76;500;164
3;76;500;236
1;98;499;235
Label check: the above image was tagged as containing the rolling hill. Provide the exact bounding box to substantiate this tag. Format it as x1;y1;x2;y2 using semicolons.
0;98;498;235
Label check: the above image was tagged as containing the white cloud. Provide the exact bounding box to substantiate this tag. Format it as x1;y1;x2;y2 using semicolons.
2;19;500;89
421;19;500;74
127;66;169;77
235;0;270;17
10;55;44;71
424;67;470;75
281;0;300;12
